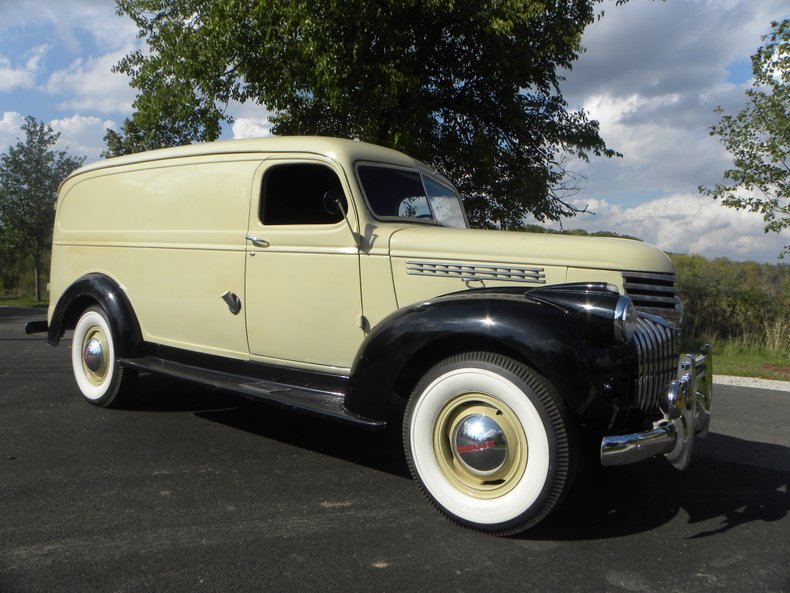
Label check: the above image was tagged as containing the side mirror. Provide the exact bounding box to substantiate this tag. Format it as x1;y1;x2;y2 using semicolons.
323;188;345;216
322;187;359;249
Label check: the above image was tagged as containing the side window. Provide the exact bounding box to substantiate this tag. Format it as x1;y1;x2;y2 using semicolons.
260;163;347;225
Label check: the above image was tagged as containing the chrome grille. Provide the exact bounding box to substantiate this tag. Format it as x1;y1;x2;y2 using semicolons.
622;271;681;326
407;260;546;284
633;315;681;412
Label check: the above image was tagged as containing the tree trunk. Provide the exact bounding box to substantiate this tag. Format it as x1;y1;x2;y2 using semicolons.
33;255;40;302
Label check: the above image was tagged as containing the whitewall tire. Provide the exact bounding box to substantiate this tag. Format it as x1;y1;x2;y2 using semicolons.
71;306;136;407
403;352;573;535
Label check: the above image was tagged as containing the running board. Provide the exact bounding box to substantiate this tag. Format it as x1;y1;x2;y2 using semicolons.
119;356;385;429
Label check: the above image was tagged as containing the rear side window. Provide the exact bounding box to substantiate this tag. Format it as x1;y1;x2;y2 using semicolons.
260;163;347;225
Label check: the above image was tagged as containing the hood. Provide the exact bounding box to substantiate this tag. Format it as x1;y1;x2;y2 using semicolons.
388;226;674;274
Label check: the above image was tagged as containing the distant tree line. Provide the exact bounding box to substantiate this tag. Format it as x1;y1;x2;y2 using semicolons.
672;253;789;354
520;224;642;241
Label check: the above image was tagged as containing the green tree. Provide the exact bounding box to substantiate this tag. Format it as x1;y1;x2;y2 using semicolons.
109;0;624;228
0;225;22;294
701;19;789;257
0;117;85;300
102;107;196;158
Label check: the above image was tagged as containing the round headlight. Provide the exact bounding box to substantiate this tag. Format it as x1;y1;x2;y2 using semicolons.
614;296;638;343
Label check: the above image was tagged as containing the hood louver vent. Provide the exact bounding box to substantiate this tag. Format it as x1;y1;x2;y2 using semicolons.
407;261;546;284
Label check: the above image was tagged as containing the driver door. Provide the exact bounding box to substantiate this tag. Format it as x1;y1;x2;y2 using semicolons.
244;157;364;371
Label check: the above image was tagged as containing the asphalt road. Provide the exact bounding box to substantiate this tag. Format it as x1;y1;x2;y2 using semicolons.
2;307;789;593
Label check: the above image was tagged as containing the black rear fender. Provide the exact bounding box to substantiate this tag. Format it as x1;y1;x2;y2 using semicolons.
48;274;142;356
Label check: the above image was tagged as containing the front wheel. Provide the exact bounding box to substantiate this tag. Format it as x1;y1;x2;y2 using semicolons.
71;306;137;408
403;352;574;535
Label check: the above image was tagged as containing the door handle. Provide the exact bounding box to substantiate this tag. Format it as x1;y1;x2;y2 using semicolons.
245;234;270;248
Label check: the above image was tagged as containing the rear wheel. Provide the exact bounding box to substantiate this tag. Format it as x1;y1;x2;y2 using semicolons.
71;306;137;408
403;352;573;535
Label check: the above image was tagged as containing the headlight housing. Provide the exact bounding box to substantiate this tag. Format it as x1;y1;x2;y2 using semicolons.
614;296;638;343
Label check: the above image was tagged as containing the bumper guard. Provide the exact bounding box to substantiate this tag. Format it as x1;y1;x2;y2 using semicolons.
600;345;712;470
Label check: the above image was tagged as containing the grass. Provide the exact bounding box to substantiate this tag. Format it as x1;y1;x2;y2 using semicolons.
711;343;790;382
685;338;790;382
0;295;49;308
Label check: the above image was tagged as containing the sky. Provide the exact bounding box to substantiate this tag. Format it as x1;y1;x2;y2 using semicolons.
0;0;788;263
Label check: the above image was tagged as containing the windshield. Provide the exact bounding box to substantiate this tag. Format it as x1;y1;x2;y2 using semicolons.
357;165;468;228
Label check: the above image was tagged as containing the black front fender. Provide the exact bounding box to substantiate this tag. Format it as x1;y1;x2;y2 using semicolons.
48;274;142;356
345;289;635;424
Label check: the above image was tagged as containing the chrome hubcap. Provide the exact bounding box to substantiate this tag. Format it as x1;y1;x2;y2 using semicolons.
452;413;508;474
81;328;110;386
83;337;104;373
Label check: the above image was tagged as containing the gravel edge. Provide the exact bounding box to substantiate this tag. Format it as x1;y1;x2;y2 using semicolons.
714;375;790;392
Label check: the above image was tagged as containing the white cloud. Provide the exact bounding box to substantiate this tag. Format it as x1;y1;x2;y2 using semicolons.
231;117;274;139
50;114;113;163
570;92;731;194
229;102;275;139
0;0;138;54
1;1;142;120
565;0;789;156
555;0;790;263
0;111;108;162
45;50;136;115
0;112;25;152
543;193;789;262
566;0;787;99
0;45;48;91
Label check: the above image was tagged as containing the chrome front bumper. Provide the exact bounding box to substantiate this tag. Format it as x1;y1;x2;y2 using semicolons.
600;346;712;470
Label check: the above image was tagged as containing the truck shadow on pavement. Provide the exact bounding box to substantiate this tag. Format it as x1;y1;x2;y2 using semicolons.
134;375;789;541
534;432;789;540
131;374;411;477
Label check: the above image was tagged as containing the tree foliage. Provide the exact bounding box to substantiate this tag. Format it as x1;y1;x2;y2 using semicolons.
671;253;789;354
110;0;623;228
0;117;85;300
701;19;790;257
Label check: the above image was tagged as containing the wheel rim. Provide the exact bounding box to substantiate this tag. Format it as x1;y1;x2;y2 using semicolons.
432;392;528;499
81;326;110;386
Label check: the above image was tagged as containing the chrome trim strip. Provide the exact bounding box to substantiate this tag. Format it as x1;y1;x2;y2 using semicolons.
406;260;546;284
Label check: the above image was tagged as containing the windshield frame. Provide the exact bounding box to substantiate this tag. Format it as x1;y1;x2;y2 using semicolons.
354;161;469;228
